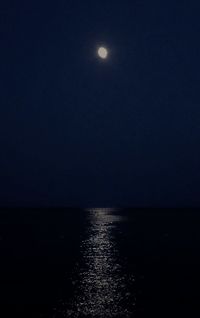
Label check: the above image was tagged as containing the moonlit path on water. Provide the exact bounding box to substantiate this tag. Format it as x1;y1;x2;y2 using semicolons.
54;208;135;317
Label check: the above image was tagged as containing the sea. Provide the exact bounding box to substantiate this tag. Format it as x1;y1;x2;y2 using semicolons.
0;208;200;317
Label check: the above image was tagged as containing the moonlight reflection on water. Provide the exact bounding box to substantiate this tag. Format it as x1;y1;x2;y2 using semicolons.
55;208;135;317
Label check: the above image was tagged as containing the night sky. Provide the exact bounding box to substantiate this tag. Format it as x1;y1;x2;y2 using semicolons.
1;0;200;207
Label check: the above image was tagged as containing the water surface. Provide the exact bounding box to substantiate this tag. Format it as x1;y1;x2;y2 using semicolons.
55;208;135;317
0;208;200;317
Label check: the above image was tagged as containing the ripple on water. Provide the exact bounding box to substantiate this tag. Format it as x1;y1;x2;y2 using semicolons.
54;208;135;317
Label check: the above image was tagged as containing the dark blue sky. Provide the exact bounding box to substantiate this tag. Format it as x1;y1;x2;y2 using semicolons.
1;0;200;206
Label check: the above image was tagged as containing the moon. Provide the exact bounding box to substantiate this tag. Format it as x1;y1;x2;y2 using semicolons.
97;47;108;59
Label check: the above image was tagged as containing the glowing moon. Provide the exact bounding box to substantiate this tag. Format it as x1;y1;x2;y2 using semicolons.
98;47;108;59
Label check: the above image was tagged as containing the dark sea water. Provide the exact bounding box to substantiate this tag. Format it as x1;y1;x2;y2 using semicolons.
0;208;200;317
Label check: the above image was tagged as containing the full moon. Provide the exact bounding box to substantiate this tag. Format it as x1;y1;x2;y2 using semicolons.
97;47;108;59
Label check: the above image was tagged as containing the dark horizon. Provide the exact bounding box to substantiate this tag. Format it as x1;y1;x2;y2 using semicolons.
0;205;200;209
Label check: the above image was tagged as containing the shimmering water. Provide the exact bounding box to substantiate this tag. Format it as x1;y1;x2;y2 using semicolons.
54;208;135;317
0;208;200;318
